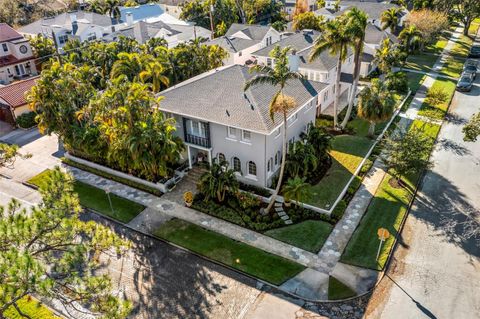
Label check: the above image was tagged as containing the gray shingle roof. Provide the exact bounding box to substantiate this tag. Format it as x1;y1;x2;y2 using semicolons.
159;65;327;134
364;23;399;45
225;23;271;41
338;1;401;21
206;36;256;53
252;30;319;57
18;11;115;35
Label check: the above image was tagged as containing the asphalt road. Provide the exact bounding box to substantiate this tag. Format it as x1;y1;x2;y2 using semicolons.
365;75;480;318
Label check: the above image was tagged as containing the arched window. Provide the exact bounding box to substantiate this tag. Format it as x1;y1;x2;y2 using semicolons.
217;153;225;163
233;157;241;172
275;151;281;166
248;161;257;176
267;158;273;172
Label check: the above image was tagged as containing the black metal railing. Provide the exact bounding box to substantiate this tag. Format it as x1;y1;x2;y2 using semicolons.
185;133;211;148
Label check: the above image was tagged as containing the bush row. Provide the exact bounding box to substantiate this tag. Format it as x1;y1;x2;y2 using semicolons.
16;112;37;129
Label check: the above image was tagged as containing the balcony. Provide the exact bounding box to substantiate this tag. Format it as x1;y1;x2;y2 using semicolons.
185;133;211;148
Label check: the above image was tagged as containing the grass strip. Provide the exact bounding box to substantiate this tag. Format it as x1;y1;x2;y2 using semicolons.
154;218;305;285
328;276;356;300
28;170;145;223
264;220;333;253
4;296;58;319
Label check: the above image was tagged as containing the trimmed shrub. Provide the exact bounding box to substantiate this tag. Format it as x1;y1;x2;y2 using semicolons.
331;200;347;222
16;112;37;129
239;182;272;197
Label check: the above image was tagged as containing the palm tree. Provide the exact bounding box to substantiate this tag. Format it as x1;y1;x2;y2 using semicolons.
105;0;121;20
139;60;170;92
282;176;310;206
244;45;303;213
110;52;150;81
357;79;396;137
381;8;400;34
373;38;395;74
198;160;239;203
399;25;422;53
340;8;368;129
309;17;351;128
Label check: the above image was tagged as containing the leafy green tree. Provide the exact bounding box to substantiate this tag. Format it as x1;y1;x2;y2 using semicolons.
272;20;287;32
381;7;401;33
399;25;422;53
28;35;55;61
292;12;323;31
373;38;396;74
463;113;480;142
180;0;238;33
305;126;332;162
286;141;318;178
0;143;31;168
139;60;170;92
385;71;409;93
198;160;239;202
244;45;303;213
382;126;434;183
425;87;448;107
357;79;396;137
282;176;310;205
452;0;480;36
110;52;150;81
341;7;368;129
0;167;131;318
309;17;352;128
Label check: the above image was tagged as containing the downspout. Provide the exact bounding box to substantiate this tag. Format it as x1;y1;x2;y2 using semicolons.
264;133;267;188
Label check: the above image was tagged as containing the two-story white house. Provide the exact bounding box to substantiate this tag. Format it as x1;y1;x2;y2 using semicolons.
206;24;282;65
18;11;118;50
251;30;355;115
0;24;37;85
159;64;329;188
317;1;405;31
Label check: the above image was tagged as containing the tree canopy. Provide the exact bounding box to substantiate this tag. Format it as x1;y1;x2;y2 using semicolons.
0;167;131;318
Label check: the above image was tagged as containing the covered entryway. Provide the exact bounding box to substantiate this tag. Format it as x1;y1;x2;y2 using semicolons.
186;144;212;169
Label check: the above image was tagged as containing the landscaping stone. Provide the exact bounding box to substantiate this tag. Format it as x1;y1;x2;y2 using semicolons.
280;215;289;221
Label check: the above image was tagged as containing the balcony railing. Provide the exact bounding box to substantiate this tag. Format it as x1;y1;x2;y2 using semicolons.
185;133;211;148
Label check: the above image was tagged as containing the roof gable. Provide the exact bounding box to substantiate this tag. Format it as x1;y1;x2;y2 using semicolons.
0;77;39;108
0;23;24;42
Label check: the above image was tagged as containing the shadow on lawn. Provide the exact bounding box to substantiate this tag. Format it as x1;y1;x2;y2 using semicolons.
412;170;479;258
81;211;257;319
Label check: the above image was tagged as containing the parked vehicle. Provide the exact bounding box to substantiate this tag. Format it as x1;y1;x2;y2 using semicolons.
456;74;474;92
463;64;477;79
469;45;480;58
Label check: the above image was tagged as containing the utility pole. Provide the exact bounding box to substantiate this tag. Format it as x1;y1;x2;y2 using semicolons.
51;30;63;65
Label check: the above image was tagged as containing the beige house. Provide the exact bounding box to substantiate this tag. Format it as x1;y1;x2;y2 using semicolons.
0;76;38;124
0;23;37;85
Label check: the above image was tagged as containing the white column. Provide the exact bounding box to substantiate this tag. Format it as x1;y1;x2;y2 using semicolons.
187;146;192;169
208;149;212;166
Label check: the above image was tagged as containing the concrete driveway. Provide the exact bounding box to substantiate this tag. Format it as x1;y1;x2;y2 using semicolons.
365;72;480;318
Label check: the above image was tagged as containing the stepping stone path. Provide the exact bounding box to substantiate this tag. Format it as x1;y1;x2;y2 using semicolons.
274;202;293;225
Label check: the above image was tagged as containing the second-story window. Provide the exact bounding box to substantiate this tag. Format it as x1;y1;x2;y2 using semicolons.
58;34;69;45
87;33;97;41
242;130;251;142
267;58;272;67
227;127;237;138
287;113;298;126
2;43;8;52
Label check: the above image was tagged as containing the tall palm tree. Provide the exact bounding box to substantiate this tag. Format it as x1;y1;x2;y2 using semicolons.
381;8;400;34
399;25;422;53
357;79;396;137
340;8;368;129
244;45;303;213
139;60;170;92
110;52;150;81
309;17;351;128
106;0;121;20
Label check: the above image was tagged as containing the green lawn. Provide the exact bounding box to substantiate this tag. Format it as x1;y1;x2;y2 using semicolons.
264;220;333;253
340;120;441;270
28;170;145;223
304;135;373;209
439;56;465;78
154;219;305;285
4;296;58;319
404;54;439;73
406;72;426;94
425;36;448;55
418;77;456;120
450;34;474;58
328;276;356;300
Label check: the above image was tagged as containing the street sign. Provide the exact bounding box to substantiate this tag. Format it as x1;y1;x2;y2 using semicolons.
377;228;390;240
376;228;391;261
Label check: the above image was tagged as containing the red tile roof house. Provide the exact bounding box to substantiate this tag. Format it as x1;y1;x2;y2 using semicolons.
0;23;38;85
0;76;38;124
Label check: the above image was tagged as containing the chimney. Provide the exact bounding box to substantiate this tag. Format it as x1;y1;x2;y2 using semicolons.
69;12;77;23
288;50;300;72
126;12;134;26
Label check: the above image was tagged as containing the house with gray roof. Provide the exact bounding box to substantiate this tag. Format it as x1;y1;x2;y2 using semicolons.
206;23;281;65
103;20;211;47
159;64;328;187
361;23;399;75
251;30;355;115
18;11;118;49
318;1;406;31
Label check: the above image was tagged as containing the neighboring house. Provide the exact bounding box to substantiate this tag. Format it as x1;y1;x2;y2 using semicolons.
159;64;328;188
251;30;355;115
284;0;317;16
317;1;405;31
18;11;117;49
0;24;37;85
103;20;211;47
362;23;398;76
206;23;282;65
118;3;188;26
0;76;38;125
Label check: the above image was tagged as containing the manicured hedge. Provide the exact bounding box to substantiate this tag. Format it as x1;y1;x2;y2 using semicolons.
16;112;37;129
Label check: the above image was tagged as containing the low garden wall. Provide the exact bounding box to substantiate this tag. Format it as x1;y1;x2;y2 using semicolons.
65;152;179;193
